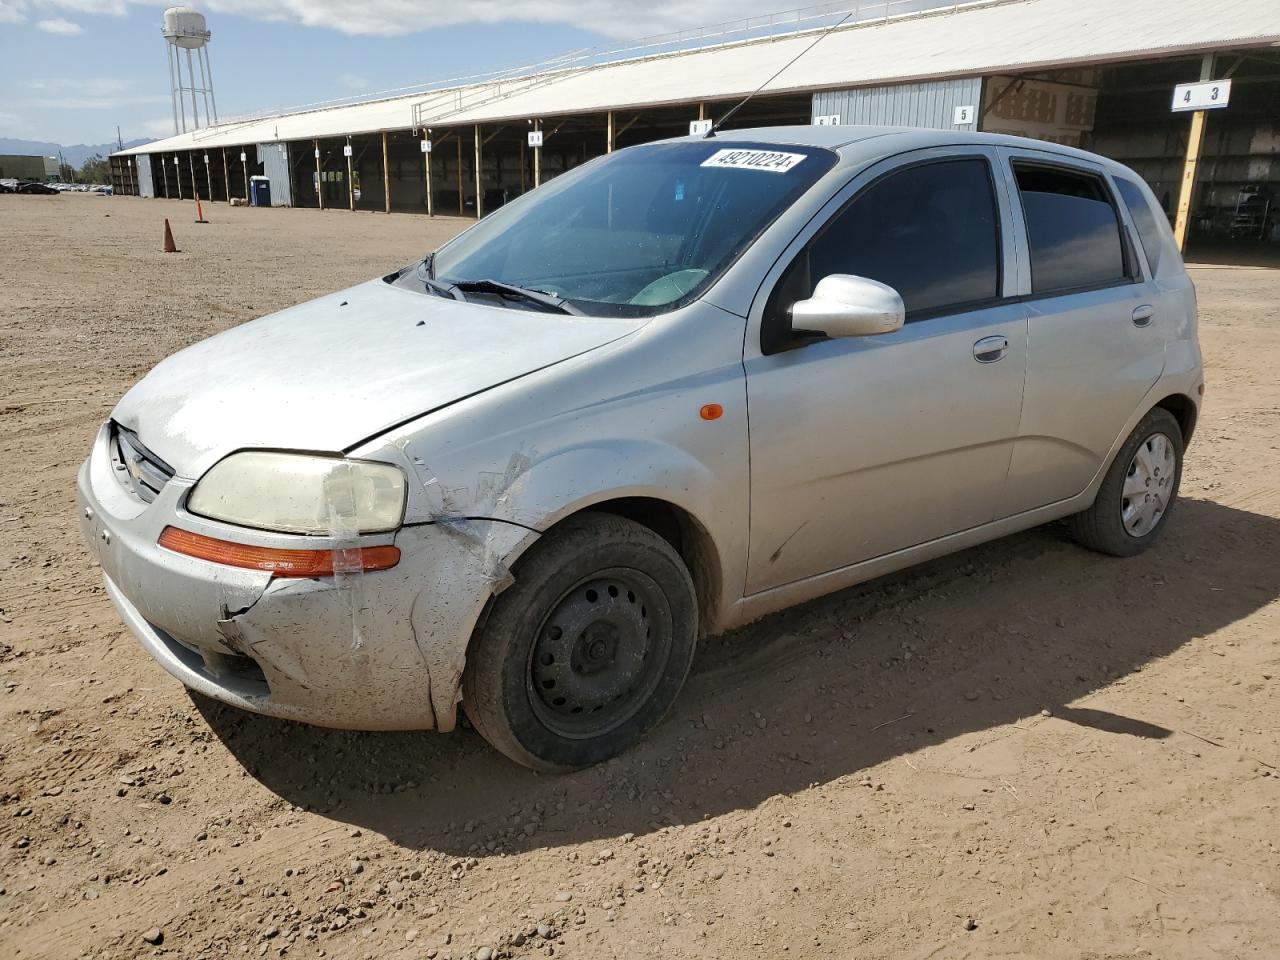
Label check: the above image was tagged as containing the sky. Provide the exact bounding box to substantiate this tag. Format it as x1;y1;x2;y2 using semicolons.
0;0;884;146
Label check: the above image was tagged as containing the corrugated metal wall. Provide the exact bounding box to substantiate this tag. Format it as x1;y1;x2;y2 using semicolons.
135;154;154;198
255;141;293;207
812;78;984;131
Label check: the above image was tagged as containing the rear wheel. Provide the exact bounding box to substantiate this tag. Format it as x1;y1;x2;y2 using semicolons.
1069;407;1183;557
462;512;698;772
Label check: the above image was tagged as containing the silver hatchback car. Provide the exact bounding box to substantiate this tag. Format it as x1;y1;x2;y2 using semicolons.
78;127;1201;770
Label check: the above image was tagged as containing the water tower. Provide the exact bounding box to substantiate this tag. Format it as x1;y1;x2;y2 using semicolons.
162;6;218;135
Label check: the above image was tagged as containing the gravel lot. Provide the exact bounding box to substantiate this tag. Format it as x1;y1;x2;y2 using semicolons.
2;193;1277;959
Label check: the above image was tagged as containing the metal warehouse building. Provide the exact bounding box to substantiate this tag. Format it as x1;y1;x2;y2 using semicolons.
111;0;1280;247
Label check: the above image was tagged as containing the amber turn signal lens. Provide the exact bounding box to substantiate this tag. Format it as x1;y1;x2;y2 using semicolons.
158;527;400;577
700;403;724;421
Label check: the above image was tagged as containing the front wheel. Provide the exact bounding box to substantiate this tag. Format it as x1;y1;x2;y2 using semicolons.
462;512;698;772
1069;407;1184;557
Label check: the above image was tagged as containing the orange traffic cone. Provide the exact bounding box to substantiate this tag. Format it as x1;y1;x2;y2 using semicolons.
195;198;208;224
162;218;179;253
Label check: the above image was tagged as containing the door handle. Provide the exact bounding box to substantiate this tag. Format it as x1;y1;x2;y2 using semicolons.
973;335;1008;363
1132;304;1155;327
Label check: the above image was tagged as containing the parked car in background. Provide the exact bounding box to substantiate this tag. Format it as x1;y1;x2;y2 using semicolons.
78;126;1202;771
17;181;59;195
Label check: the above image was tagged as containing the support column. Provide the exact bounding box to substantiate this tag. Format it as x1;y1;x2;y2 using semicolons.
474;124;483;220
607;111;615;153
314;139;324;210
176;156;183;200
221;147;229;203
424;131;433;217
382;131;391;214
285;141;294;210
1173;53;1215;252
346;137;354;211
456;137;464;216
242;149;249;203
533;119;541;188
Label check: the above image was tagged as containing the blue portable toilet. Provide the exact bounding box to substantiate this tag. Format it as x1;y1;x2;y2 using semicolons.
250;176;271;207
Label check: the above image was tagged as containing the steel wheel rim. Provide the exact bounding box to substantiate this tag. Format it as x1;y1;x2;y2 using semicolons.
526;567;673;740
1121;431;1176;538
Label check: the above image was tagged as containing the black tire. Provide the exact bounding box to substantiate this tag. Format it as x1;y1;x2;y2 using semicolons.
1069;407;1184;557
462;512;698;772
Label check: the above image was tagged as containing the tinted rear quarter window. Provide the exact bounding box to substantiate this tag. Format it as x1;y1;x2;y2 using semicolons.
1114;176;1165;276
1015;164;1126;293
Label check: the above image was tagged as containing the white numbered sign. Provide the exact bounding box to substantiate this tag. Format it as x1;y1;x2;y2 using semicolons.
953;104;975;125
314;148;320;159
420;139;432;153
689;119;713;136
813;114;840;126
527;130;543;147
343;144;353;157
1171;80;1231;112
239;152;246;162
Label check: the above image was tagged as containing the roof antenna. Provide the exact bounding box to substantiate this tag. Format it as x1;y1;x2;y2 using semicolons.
705;10;855;138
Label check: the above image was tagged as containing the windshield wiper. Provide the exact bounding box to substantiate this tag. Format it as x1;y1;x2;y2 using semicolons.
449;278;582;316
416;253;463;302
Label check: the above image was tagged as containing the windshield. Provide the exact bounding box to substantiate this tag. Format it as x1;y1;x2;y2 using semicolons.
419;141;836;317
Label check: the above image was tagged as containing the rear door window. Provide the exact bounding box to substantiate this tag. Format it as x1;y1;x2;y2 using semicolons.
1014;164;1127;294
1114;177;1165;276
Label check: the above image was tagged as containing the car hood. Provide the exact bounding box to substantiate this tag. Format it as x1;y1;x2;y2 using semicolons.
112;278;643;478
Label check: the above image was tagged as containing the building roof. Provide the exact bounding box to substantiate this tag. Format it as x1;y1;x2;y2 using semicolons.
118;0;1280;156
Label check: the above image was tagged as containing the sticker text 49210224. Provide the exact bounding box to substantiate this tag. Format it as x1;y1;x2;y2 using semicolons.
701;149;807;173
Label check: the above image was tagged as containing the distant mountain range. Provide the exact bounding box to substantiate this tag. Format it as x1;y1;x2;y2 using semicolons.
0;137;153;168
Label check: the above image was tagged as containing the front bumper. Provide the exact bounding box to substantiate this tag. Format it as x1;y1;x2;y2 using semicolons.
77;423;527;731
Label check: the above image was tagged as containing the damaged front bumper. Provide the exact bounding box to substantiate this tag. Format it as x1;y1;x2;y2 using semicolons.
76;423;529;732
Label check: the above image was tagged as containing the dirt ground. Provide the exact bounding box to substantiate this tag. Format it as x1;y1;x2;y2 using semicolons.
1;193;1277;960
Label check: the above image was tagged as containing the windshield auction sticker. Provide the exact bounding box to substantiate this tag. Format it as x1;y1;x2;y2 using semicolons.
701;149;807;173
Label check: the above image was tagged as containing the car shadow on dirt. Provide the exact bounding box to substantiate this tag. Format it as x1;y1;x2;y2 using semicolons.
194;496;1280;854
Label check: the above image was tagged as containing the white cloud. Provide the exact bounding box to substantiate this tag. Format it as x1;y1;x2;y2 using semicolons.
200;0;798;39
29;76;132;96
337;73;368;91
141;115;180;137
37;14;82;31
1;0;851;41
19;76;168;109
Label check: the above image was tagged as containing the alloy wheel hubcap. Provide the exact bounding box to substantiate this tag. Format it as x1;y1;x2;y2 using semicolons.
1121;431;1175;537
527;570;671;739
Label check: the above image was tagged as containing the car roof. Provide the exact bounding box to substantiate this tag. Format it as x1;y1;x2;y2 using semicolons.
686;124;1124;172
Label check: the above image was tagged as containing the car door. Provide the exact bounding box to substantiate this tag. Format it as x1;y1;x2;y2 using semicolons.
993;150;1167;515
743;148;1029;595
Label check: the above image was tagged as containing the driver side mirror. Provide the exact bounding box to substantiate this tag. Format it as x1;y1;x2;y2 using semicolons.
790;274;905;339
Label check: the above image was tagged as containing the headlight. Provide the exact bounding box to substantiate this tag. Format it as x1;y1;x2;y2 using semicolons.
187;452;407;535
